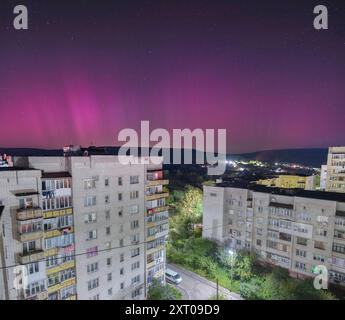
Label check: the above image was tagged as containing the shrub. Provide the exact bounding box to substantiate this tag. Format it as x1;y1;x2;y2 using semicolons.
148;279;182;300
240;277;264;300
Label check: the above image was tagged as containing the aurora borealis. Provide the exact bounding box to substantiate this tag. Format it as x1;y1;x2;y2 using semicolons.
0;0;344;153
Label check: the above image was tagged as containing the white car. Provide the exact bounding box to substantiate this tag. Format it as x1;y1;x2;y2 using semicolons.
165;268;182;284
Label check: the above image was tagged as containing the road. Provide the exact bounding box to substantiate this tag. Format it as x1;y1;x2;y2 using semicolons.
167;263;243;300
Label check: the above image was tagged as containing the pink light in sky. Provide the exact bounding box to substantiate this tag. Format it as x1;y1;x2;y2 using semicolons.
0;1;344;153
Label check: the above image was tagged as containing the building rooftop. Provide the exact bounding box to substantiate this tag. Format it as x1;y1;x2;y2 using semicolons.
215;182;345;203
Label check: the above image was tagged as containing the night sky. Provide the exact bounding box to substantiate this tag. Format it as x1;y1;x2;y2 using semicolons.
0;0;344;153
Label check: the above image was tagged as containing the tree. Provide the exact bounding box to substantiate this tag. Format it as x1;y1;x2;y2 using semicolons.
232;252;254;281
240;277;264;299
294;280;336;300
147;279;182;300
169;186;203;241
261;267;294;299
259;267;336;300
215;246;233;269
177;185;203;220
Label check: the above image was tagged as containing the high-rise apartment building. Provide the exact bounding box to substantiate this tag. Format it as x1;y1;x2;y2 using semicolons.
145;167;169;292
203;183;345;285
0;155;169;300
320;165;328;191
0;167;47;300
41;171;76;300
326;147;345;193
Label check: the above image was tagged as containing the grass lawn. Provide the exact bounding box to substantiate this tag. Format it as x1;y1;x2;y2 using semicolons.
167;237;242;294
167;236;337;300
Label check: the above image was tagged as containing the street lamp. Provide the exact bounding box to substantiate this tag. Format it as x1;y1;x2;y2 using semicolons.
228;249;236;280
216;249;236;299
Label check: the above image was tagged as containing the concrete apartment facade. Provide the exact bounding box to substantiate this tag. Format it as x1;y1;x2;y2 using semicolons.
320;165;328;191
203;184;345;285
256;175;308;189
0;168;46;300
256;174;317;191
326;146;345;193
0;155;169;300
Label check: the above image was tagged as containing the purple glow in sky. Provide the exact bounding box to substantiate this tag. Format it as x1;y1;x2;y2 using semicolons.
0;0;344;153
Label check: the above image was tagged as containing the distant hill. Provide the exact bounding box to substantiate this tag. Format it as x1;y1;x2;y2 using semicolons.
0;147;328;168
231;148;328;168
0;148;63;156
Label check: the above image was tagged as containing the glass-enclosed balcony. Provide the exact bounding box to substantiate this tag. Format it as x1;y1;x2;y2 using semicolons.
18;249;44;265
16;206;43;221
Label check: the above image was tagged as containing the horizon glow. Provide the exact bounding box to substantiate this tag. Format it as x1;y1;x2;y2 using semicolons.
0;1;344;153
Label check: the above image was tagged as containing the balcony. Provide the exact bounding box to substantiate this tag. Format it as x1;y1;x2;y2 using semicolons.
44;248;59;257
147;259;155;269
44;226;74;239
147;231;168;242
47;278;76;294
315;242;326;251
36;291;48;300
127;283;145;300
147;205;170;214
18;250;44;264
147;244;165;254
46;261;75;276
334;235;345;243
43;208;73;219
155;228;169;239
24;290;48;300
146;218;169;228
146;179;169;187
18;230;44;242
153;268;164;278
145;192;169;201
296;238;308;246
16;207;43;221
